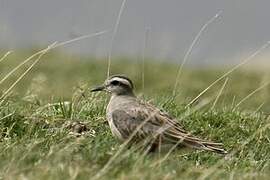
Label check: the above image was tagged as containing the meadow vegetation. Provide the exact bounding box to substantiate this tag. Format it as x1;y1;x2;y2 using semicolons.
0;50;270;179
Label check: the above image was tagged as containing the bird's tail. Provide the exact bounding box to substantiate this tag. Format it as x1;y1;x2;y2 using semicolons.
181;137;227;154
164;131;227;154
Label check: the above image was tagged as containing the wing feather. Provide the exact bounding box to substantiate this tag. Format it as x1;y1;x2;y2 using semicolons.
111;99;227;154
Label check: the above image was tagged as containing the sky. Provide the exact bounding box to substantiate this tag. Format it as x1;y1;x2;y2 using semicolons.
0;0;270;65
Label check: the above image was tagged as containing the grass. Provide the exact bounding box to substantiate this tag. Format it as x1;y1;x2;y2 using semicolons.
0;50;270;179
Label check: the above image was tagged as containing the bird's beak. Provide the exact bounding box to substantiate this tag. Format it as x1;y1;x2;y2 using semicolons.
90;85;105;92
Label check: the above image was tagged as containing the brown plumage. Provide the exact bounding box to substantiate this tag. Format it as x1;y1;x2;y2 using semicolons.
91;75;227;154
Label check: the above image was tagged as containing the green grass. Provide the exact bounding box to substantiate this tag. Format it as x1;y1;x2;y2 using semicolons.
0;50;270;179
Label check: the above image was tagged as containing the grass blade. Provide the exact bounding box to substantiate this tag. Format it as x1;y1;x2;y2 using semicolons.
107;0;128;77
173;11;222;96
211;77;228;109
0;51;13;64
185;41;270;108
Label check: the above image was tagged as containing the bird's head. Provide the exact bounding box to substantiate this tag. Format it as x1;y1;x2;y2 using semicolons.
91;75;134;96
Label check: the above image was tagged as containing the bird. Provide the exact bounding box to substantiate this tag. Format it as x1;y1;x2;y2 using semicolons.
91;75;227;154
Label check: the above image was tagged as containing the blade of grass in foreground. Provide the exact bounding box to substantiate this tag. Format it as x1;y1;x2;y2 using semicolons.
185;41;270;108
0;43;57;104
211;77;229;110
0;51;13;64
107;0;127;78
0;48;53;85
0;30;108;85
0;30;109;105
141;27;151;92
173;11;222;96
234;81;270;109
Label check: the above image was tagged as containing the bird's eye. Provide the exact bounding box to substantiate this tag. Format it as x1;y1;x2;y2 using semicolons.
111;80;120;86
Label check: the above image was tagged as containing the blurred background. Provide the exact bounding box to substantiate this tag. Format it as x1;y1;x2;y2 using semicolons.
0;0;270;111
1;0;270;66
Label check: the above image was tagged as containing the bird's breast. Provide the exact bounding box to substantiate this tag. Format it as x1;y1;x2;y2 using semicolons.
106;100;125;141
106;110;125;141
106;95;138;141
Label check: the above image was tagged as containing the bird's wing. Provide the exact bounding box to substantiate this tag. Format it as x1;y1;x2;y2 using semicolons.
112;100;227;154
111;109;161;141
138;100;188;133
111;100;188;142
150;101;227;153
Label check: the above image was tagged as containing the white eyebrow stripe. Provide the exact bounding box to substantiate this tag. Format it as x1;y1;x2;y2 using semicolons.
110;77;131;87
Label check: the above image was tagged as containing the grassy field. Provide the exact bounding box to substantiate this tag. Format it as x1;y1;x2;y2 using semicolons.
0;50;270;179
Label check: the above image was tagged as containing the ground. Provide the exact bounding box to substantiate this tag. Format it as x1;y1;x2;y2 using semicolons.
0;50;270;179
